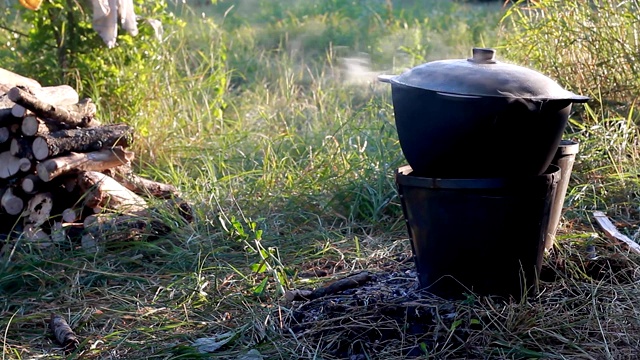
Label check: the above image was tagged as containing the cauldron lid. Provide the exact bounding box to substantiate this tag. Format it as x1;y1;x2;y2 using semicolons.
381;48;589;103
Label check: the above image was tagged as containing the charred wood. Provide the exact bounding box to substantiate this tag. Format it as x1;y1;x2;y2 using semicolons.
32;124;133;161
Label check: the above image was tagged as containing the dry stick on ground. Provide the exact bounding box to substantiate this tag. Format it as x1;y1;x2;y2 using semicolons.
593;211;640;254
31;124;133;161
284;271;373;301
36;146;134;182
77;171;148;213
8;86;99;129
49;313;79;354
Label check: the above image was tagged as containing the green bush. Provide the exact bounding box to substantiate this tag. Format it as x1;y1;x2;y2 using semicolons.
501;0;640;116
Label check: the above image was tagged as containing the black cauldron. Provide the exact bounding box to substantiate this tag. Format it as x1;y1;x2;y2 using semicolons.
379;48;589;178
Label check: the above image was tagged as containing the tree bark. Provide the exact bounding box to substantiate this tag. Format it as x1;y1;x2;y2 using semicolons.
36;147;134;182
32;123;133;161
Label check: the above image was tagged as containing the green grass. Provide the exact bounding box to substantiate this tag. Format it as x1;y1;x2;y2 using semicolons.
2;0;640;359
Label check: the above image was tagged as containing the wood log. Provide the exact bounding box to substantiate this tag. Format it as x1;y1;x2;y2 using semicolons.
36;147;134;182
77;171;147;213
0;151;32;179
20;174;42;194
32;124;133;161
10;137;34;160
11;104;27;118
1;187;23;215
0;108;12;123
62;208;79;223
0;127;9;143
284;272;372;301
21;115;61;136
0;67;41;89
104;166;180;199
7;86;95;128
49;313;79;354
25;192;53;227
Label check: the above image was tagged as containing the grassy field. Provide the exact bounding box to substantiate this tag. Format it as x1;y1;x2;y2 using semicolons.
2;0;640;359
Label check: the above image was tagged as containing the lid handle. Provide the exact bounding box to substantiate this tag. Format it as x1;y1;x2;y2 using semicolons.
468;48;497;64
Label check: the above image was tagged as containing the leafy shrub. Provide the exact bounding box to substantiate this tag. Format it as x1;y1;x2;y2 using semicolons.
501;0;640;117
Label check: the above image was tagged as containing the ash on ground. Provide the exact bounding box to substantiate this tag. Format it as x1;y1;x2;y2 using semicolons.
279;267;481;359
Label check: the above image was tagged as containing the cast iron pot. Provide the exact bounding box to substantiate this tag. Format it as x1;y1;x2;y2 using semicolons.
379;48;589;178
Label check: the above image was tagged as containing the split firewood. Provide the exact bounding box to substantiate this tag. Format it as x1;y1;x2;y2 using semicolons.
77;171;147;213
104;166;180;199
593;211;640;255
10;137;34;160
0;67;41;89
7;86;99;129
36;147;134;182
49;313;79;353
284;271;372;301
25;192;53;227
0;151;32;179
32;123;133;161
20;174;42;194
1;187;23;215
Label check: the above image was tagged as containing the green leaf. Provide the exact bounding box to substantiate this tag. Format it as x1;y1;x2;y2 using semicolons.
450;319;463;331
250;262;267;273
252;277;268;297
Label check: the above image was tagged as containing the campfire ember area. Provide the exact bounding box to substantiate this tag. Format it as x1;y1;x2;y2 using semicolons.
0;70;190;250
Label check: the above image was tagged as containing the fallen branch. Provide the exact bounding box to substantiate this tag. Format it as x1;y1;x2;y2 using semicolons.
593;211;640;255
49;313;79;354
284;271;372;301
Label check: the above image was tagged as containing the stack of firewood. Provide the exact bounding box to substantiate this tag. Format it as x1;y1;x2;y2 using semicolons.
0;68;190;250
